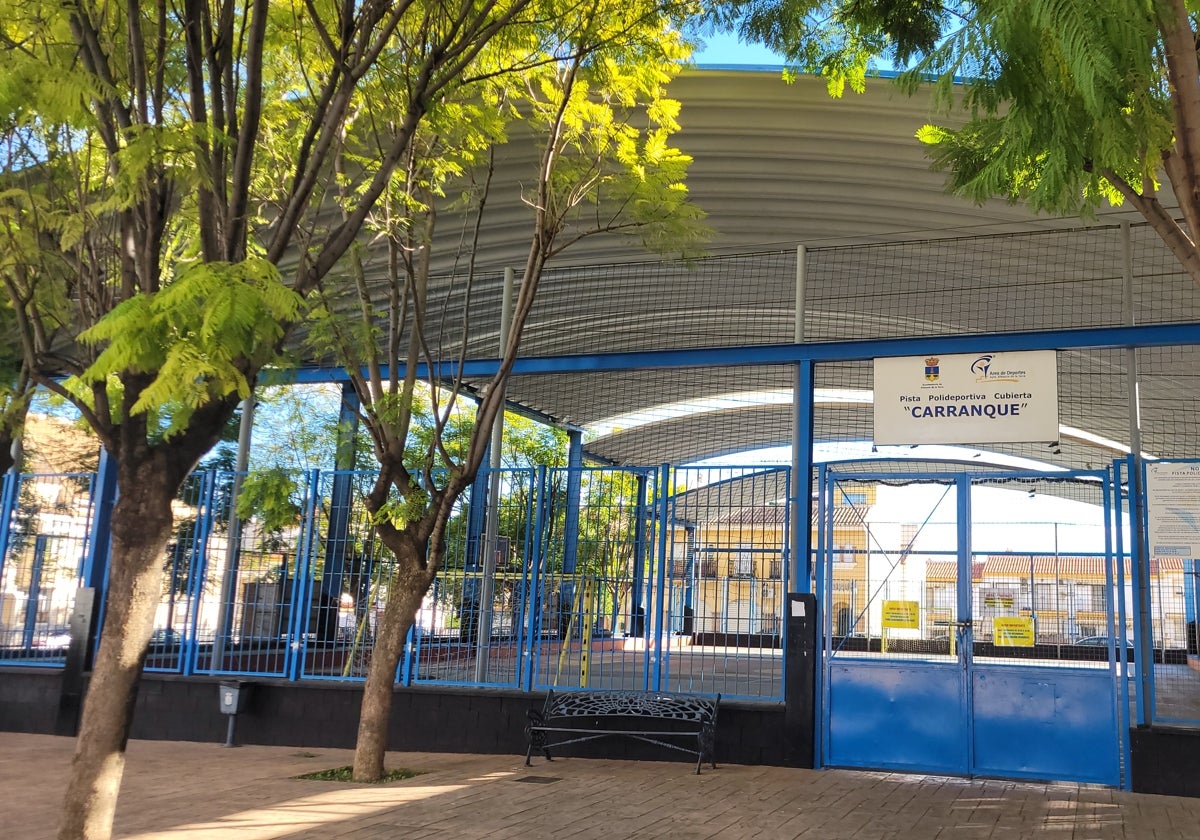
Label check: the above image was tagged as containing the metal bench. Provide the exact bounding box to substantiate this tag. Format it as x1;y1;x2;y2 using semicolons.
524;689;720;774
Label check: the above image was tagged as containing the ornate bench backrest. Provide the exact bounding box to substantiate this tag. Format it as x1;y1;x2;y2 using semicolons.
544;690;719;723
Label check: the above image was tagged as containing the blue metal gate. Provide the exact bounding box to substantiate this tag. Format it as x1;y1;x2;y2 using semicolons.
818;468;1126;786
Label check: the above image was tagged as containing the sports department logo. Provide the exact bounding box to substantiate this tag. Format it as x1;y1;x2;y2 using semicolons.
924;357;939;381
971;353;1025;383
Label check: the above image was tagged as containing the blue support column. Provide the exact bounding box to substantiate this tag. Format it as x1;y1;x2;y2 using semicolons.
317;383;360;643
461;442;490;643
81;448;117;594
465;452;490;572
956;473;975;763
630;473;649;639
21;535;47;647
1127;456;1153;725
790;360;815;594
559;431;583;637
523;465;548;689
651;464;672;690
562;431;583;571
182;470;218;675
287;469;322;681
682;525;696;636
0;470;18;584
813;463;830;768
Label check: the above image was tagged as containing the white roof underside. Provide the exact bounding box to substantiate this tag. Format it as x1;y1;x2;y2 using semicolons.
341;69;1198;471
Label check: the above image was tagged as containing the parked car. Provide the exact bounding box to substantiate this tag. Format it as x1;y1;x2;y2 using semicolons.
149;628;182;647
1071;635;1137;677
33;628;73;649
1072;635;1134;648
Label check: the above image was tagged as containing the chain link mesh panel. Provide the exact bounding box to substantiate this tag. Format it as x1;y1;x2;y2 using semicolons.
0;473;95;664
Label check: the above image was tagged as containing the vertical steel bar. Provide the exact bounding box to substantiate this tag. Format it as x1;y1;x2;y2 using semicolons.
213;400;255;668
1121;223;1154;725
80;450;116;590
957;474;974;774
557;431;584;666
524;465;548;689
0;470;19;590
22;535;47;647
183;470;218;676
319;383;361;645
789;246;807;593
400;625;416;686
475;268;515;681
816;464;832;767
1109;462;1132;789
286;469;321;681
650;464;671;691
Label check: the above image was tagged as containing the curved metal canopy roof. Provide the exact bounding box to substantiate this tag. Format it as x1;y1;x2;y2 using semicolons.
356;67;1198;471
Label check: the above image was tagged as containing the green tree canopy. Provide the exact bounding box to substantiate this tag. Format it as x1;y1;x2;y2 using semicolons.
304;0;708;780
1;0;632;836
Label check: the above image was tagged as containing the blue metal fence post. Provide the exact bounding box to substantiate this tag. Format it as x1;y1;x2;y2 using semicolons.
462;439;490;641
79;450;118;645
21;535;48;646
1106;461;1132;789
81;449;117;592
523;465;548;689
813;463;830;768
1128;455;1154;724
651;463;671;691
510;467;535;687
559;431;583;638
400;625;417;686
631;472;651;688
682;524;696;637
318;383;360;644
631;472;648;640
0;470;18;586
956;473;974;770
181;470;218;675
286;469;322;681
791;360;815;594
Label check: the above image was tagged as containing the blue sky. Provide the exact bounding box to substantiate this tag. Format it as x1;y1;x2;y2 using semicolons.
690;32;786;67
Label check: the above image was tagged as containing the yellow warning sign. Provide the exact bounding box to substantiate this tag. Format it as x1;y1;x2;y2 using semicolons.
881;600;920;629
993;616;1035;647
982;589;1015;609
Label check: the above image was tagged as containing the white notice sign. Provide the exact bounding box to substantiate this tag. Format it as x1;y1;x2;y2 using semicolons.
873;350;1059;445
1146;462;1200;558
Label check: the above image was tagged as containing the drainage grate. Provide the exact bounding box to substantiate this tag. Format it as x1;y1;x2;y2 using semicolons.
514;776;561;784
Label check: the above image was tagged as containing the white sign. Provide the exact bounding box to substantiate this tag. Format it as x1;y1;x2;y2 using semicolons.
873;350;1059;445
1146;462;1200;558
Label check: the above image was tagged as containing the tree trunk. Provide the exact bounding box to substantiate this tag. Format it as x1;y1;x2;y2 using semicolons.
0;433;14;476
352;552;432;781
57;464;178;840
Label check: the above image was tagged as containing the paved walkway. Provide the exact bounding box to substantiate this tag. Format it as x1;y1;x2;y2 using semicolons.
5;732;1200;839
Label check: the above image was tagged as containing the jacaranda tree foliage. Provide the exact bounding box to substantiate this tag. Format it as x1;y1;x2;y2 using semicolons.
305;0;708;779
0;0;641;836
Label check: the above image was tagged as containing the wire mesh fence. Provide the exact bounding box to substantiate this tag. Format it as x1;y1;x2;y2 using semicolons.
2;223;1200;727
0;472;95;664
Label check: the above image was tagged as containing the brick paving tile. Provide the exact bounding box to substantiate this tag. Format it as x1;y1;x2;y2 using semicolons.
7;733;1200;839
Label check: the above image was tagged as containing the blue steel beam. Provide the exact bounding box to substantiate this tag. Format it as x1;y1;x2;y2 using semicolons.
279;322;1200;385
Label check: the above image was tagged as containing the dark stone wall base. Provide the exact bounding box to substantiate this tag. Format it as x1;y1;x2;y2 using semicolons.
1;669;787;768
1130;726;1200;797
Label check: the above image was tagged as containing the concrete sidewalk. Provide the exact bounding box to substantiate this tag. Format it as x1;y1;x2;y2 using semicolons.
5;732;1200;839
